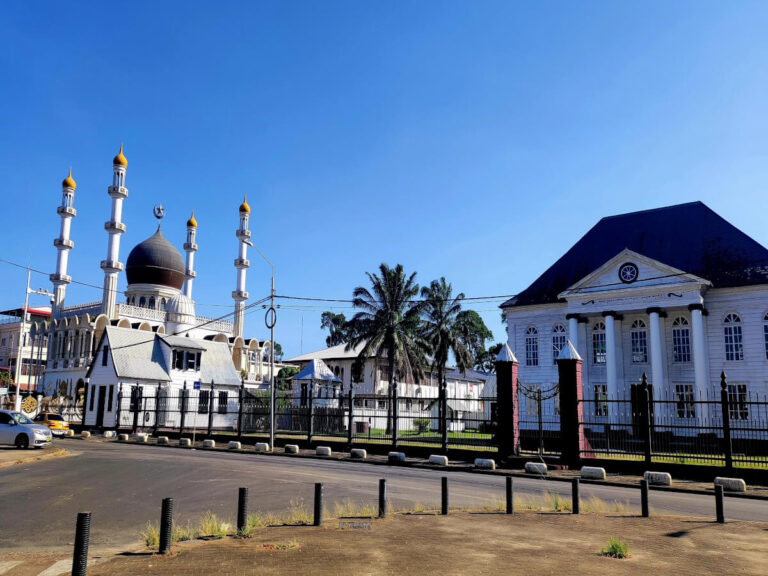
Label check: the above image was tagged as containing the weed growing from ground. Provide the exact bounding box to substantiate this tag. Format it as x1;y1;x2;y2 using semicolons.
141;522;159;549
285;498;312;525
173;520;199;542
198;511;230;539
600;537;630;558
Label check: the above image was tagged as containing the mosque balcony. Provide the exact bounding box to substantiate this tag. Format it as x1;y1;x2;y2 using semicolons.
57;206;77;217
100;259;124;272
104;220;127;233
183;242;198;252
234;258;250;269
49;273;72;285
185;269;197;278
236;230;252;240
53;238;74;249
108;186;129;199
116;303;168;323
232;290;249;301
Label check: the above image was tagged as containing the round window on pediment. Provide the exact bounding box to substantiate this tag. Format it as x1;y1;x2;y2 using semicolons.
618;262;639;284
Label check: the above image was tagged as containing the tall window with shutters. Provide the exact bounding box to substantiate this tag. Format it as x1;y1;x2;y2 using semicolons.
724;313;744;361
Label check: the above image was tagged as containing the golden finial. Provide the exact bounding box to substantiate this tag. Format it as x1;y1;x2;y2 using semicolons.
187;211;198;228
239;194;251;214
62;167;77;190
113;142;128;167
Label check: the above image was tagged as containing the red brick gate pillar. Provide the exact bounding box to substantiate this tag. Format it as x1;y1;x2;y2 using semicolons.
557;341;591;468
494;344;519;459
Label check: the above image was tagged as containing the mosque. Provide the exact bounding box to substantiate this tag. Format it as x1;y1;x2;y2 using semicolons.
35;145;271;423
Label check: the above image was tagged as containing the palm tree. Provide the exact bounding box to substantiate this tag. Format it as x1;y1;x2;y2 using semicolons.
421;277;473;409
346;263;428;433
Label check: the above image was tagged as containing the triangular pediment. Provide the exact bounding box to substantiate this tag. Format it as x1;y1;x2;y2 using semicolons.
558;249;711;299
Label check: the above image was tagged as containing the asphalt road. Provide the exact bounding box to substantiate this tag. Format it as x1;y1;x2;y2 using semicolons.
2;439;768;553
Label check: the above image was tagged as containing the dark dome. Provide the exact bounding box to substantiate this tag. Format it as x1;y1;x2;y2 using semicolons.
125;227;186;290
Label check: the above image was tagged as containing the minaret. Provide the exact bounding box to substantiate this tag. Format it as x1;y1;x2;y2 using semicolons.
50;169;77;318
100;144;129;319
183;212;198;299
232;196;251;339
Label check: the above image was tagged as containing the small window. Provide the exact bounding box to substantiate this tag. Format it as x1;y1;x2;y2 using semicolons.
139;296;146;307
218;391;228;414
594;384;607;416
592;322;606;365
675;384;695;418
727;384;748;420
102;345;109;366
198;390;210;414
552;324;567;364
186;351;197;371
160;298;167;311
630;320;648;363
724;313;744;361
149;296;156;309
672;317;691;363
173;351;184;370
525;327;539;366
763;313;768;361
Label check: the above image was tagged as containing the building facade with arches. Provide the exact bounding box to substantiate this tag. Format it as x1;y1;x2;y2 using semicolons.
501;202;768;423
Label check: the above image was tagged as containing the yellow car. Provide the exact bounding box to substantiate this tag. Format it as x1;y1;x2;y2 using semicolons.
33;412;70;436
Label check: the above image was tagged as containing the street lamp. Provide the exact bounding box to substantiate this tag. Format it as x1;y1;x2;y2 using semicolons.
14;268;52;412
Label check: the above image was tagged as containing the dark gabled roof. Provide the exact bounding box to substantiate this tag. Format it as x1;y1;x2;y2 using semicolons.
502;202;768;308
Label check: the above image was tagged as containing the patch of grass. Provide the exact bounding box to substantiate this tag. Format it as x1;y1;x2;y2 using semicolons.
263;538;300;552
600;537;630;559
198;512;230;539
141;522;159;549
285;499;312;525
263;513;282;527
545;490;572;513
332;499;377;518
173;520;199;542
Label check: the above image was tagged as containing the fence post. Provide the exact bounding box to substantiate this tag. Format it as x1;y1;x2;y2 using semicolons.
536;388;544;457
392;377;399;449
179;382;187;436
495;345;520;459
207;381;214;438
506;476;514;515
441;377;448;454
131;385;140;434
237;487;248;536
153;382;161;436
314;483;324;526
71;512;91;576
308;383;314;444
159;497;173;554
115;384;122;430
347;387;354;448
379;478;387;518
237;379;245;442
642;373;652;466
720;372;733;471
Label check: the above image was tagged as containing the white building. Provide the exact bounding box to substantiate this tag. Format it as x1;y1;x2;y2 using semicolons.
34;146;272;416
0;306;50;394
501;202;768;422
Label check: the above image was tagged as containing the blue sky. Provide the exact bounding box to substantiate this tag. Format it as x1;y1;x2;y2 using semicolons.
1;1;768;358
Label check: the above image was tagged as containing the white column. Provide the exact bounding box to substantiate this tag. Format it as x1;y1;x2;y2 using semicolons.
604;313;618;398
648;309;664;390
691;306;708;397
568;316;579;353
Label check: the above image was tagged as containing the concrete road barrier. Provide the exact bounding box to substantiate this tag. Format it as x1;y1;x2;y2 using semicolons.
350;448;367;459
117;433;129;441
80;431;91;438
228;441;242;450
388;452;406;463
714;477;747;493
254;442;270;452
474;458;496;470
428;455;449;466
643;471;672;486
580;466;607;480
104;431;116;439
525;462;548;475
202;439;216;449
133;433;148;443
316;446;332;456
65;430;75;437
179;438;192;447
157;436;170;445
284;444;300;454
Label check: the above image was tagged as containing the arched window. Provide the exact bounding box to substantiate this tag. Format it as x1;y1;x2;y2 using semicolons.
592;322;606;364
552;324;567;364
724;313;744;361
148;297;156;309
139;296;146;308
525;327;539;366
631;319;648;363
672;317;691;363
160;298;167;311
764;313;768;361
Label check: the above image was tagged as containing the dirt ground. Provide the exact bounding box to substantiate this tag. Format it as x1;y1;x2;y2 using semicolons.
83;512;768;576
0;445;69;468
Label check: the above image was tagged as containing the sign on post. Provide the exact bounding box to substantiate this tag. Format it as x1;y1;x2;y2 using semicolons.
193;382;201;390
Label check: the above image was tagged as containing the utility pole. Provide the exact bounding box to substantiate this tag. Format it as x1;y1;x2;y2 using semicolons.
14;269;52;411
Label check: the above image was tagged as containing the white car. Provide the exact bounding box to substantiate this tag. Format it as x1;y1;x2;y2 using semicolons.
0;410;53;449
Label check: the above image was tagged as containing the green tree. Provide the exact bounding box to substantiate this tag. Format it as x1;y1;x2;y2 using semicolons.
276;366;299;392
455;310;494;369
263;342;284;362
479;342;505;372
347;263;428;433
320;311;350;347
421;277;473;390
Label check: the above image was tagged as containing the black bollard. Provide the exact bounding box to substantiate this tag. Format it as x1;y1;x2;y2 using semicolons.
506;477;514;515
159;498;174;554
71;512;91;576
314;483;324;526
715;484;725;524
571;478;580;515
640;479;650;518
237;487;249;536
441;477;449;515
379;479;387;518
